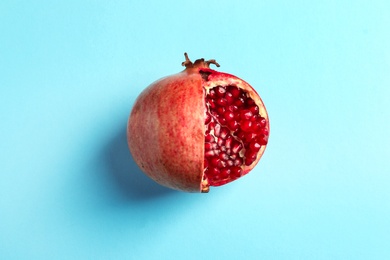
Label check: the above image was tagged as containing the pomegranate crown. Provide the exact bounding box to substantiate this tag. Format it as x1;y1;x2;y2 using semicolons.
181;52;220;69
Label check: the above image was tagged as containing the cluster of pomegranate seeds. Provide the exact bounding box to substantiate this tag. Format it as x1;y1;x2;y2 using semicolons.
203;85;269;186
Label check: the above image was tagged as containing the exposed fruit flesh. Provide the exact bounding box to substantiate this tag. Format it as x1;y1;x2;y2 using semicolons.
203;82;269;187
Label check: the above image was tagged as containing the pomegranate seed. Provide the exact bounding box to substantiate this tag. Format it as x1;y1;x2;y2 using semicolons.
236;130;246;141
245;157;256;166
234;97;245;107
233;158;243;166
227;160;234;166
249;141;261;152
211;157;220;167
216;106;225;115
212;174;221;181
204;159;208;168
240;92;247;100
231;142;243;154
218;160;227;168
240;110;253;120
251;121;262;131
247;99;255;106
225;92;234;105
228;86;241;98
224;111;235;121
259;117;267;127
220;168;230;178
241;120;253;132
230;166;242;178
216;98;227;107
205;150;215;157
208;99;216;109
258;135;268;145
205;143;213;151
214;124;221;136
205;134;214;142
250;114;259;121
225;136;233;149
216;86;226;97
249;105;259;114
244;132;257;143
205;113;211;124
209;89;216;98
234;111;241;120
245;149;257;159
220;127;229;139
227;105;238;112
227;120;239;131
219;152;229;161
244;150;257;165
207;167;220;177
218;117;226;125
217;137;224;146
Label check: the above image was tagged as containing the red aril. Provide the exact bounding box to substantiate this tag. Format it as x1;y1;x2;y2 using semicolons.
127;53;269;192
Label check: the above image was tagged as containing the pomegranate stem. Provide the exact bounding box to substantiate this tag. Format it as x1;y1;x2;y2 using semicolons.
206;59;220;68
182;53;220;69
182;52;192;68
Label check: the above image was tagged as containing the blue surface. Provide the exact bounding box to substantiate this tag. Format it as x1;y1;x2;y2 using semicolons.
1;1;389;259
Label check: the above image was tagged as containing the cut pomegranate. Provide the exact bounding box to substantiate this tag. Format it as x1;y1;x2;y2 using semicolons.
127;53;269;193
203;78;269;187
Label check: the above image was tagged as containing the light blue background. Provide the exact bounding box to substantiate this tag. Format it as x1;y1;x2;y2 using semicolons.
1;1;389;259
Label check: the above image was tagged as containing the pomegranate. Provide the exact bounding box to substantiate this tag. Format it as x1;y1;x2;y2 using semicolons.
127;53;269;193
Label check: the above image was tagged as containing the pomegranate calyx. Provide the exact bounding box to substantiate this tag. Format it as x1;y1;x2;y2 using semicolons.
201;177;210;193
182;52;220;69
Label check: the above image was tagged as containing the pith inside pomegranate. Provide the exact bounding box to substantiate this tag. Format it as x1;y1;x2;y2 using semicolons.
127;53;269;193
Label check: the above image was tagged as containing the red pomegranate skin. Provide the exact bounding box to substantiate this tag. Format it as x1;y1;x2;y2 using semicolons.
127;70;205;192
